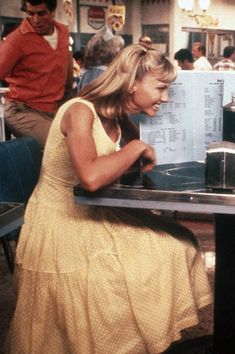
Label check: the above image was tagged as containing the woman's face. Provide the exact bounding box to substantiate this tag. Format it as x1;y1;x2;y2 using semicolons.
129;74;170;117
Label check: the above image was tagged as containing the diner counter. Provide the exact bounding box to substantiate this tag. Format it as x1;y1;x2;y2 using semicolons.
74;161;235;354
74;161;235;214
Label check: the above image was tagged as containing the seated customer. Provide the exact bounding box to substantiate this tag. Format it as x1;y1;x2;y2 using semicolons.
72;49;85;95
73;49;85;77
78;26;124;92
0;0;72;148
214;45;235;71
174;48;194;70
192;42;213;71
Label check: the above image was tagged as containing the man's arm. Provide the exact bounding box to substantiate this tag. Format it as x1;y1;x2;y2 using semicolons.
0;33;22;80
59;51;74;105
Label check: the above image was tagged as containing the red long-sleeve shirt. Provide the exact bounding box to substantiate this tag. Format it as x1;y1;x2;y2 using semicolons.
0;18;70;113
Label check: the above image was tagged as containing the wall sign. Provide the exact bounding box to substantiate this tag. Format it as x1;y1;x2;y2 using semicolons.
88;6;105;30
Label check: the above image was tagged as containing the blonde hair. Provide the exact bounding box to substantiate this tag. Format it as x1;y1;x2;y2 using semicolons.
79;44;176;119
139;35;152;48
193;42;206;55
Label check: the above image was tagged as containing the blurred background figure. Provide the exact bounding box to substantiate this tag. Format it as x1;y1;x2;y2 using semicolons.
72;49;85;94
192;42;213;71
139;35;152;49
213;45;235;71
73;49;85;77
174;48;194;70
78;26;125;92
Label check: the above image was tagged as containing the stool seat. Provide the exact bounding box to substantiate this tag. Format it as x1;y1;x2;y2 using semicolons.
0;137;42;272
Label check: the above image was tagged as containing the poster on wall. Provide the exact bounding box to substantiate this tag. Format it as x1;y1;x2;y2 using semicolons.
62;0;74;23
56;0;77;32
107;5;125;32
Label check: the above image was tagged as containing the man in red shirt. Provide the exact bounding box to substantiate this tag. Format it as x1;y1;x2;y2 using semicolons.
0;0;73;147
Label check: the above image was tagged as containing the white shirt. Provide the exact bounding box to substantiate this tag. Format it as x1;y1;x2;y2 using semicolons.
43;27;58;50
194;56;213;71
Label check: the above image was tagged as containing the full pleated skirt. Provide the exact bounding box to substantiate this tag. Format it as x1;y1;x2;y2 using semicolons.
5;194;212;354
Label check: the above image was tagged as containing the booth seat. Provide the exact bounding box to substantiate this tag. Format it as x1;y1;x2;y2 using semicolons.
0;137;42;272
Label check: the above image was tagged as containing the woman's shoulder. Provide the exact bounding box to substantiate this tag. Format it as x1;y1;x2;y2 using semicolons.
58;97;96;116
56;98;98;137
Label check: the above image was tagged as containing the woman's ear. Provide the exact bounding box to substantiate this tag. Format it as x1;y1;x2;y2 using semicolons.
132;85;137;92
129;85;137;94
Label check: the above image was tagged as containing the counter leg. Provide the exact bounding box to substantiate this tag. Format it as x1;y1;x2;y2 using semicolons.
214;214;235;353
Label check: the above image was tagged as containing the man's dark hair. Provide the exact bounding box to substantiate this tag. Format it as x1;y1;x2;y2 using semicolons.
223;46;235;58
174;48;194;63
73;50;85;63
21;0;57;12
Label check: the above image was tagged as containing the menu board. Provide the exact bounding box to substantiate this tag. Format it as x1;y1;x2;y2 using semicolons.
139;71;235;165
223;71;235;106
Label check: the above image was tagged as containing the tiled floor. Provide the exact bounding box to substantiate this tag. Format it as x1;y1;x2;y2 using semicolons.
0;213;215;353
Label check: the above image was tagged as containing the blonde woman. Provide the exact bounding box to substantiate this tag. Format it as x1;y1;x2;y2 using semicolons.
6;44;212;354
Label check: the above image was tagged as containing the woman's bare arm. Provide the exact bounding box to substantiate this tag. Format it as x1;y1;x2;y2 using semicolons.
61;102;156;191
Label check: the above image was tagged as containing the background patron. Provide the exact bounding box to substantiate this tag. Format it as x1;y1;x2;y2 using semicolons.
192;42;213;71
78;26;124;92
174;48;194;70
213;45;235;71
0;0;72;148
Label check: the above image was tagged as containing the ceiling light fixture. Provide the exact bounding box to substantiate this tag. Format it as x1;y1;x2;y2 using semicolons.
178;0;219;28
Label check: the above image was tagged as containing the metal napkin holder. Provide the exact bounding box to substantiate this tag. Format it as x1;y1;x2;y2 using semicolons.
205;141;235;190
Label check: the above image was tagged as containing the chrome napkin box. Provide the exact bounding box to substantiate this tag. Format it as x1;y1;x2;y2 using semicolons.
205;141;235;190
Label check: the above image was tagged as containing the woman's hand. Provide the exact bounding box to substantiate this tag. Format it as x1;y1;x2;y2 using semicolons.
140;145;157;172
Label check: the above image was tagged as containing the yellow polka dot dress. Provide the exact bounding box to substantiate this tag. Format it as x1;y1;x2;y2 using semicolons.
6;98;212;354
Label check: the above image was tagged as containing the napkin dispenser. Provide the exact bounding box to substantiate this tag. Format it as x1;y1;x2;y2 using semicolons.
205;141;235;190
